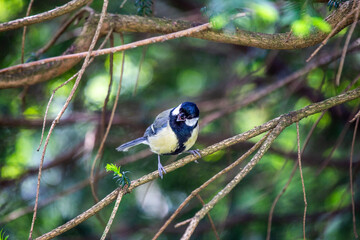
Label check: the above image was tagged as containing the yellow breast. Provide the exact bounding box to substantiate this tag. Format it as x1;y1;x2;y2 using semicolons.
147;122;178;154
184;124;199;151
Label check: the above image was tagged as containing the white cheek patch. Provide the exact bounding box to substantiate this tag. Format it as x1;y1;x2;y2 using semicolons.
185;117;198;127
172;104;182;116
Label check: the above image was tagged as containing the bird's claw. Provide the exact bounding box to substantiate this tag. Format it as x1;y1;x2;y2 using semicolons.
157;155;166;179
188;149;201;160
158;163;166;179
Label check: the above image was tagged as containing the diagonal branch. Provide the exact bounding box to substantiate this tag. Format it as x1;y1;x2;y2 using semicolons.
1;0;360;89
180;120;287;240
296;122;308;240
152;132;270;240
0;0;91;32
28;0;109;238
349;117;359;238
100;188;125;240
201;38;360;126
335;1;360;85
102;0;358;49
90;33;125;203
0;22;210;88
35;86;360;240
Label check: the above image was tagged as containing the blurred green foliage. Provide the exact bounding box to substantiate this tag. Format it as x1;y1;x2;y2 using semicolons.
0;0;359;239
0;0;24;22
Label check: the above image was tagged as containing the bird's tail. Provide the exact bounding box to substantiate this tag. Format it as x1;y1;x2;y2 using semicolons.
116;137;147;152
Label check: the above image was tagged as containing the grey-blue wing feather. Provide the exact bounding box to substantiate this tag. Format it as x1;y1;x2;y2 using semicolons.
144;109;171;137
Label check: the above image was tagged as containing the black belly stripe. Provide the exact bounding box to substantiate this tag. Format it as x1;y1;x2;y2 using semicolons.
168;118;197;155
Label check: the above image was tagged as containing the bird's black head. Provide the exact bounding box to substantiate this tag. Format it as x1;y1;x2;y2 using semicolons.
172;102;199;125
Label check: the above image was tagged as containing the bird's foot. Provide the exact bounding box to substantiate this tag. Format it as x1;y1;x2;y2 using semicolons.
187;149;201;163
188;149;201;157
158;155;167;179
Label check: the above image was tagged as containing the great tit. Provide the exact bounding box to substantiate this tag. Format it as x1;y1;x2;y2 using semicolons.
116;102;200;178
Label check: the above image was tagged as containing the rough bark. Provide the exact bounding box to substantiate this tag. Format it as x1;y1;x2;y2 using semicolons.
0;0;358;89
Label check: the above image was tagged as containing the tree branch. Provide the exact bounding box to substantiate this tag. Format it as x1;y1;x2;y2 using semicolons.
35;86;360;239
0;0;91;32
28;0;109;237
102;0;358;49
0;0;359;89
180;121;286;240
152;132;269;240
0;12;97;88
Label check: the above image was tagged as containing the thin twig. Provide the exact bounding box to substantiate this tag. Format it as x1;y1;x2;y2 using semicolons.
306;6;360;62
296;122;307;240
4;19;360;90
196;194;220;240
266;116;318;240
35;86;360;240
100;32;114;139
90;32;125;203
181;121;287;240
28;0;109;238
36;27;114;151
152;133;269;240
267;115;322;240
133;46;148;96
100;189;125;240
266;163;299;240
21;0;35;63
19;0;35;115
35;8;91;58
86;30;115;205
350;110;360;123
0;0;90;32
349;117;359;239
1;23;211;73
266;76;360;240
316;104;360;174
201;38;360;127
120;0;128;8
335;2;360;86
311;74;360;173
37;119;279;240
36;73;78;151
19;85;29;114
2;149;151;224
2;176;89;224
175;219;192;228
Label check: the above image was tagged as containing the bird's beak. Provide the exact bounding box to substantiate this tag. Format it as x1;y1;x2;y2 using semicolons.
177;113;186;122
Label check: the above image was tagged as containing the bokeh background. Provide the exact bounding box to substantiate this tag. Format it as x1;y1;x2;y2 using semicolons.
0;0;359;239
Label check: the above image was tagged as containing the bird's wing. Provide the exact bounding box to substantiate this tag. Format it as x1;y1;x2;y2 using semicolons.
144;108;172;137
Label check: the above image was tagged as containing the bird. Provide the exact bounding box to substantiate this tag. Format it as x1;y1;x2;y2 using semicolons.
116;102;200;179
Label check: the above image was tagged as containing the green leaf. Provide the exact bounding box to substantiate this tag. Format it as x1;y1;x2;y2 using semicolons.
106;164;131;187
292;16;331;37
0;229;9;240
307;68;324;89
252;3;279;23
311;17;331;33
106;163;120;175
210;14;228;30
292;18;311;37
